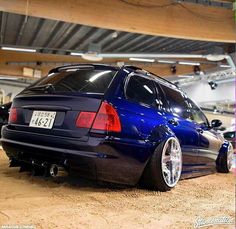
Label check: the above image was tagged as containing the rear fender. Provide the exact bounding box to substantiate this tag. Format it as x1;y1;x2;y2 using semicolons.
148;124;177;148
140;124;177;172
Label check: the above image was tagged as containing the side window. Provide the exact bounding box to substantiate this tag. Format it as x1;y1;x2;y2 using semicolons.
154;82;169;111
126;75;157;107
160;84;190;119
187;99;209;126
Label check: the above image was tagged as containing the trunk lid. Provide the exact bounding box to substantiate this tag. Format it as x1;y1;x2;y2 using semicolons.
12;94;103;138
10;65;118;139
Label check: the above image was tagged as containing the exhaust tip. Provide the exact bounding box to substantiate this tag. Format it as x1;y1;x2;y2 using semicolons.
49;164;59;177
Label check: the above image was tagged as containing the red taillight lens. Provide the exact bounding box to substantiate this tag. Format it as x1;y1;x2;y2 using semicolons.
76;112;96;128
92;102;121;132
9;108;17;123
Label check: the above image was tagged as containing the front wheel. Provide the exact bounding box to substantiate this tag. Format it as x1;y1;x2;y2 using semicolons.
217;143;234;173
140;137;182;191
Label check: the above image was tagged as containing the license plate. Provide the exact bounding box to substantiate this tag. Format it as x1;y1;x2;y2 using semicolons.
29;111;56;129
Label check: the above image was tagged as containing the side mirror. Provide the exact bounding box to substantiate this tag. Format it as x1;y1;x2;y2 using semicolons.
211;119;222;128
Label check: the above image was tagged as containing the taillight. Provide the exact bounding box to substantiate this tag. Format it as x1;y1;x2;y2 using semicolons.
92;102;121;132
75;102;121;132
9;108;17;123
76;112;96;128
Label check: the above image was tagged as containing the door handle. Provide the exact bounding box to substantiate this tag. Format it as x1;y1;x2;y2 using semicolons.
196;128;204;134
168;119;179;126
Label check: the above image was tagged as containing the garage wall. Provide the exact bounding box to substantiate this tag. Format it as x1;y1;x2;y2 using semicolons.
181;81;234;103
0;83;27;103
205;111;234;129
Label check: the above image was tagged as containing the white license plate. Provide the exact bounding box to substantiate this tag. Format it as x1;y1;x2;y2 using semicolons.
29;111;56;129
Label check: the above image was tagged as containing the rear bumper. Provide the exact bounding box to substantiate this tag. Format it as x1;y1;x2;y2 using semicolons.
1;125;152;185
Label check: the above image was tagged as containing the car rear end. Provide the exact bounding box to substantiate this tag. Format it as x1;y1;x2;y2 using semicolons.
1;65;120;179
1;64;150;185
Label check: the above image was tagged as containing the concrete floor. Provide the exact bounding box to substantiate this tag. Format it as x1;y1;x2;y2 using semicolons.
0;150;235;229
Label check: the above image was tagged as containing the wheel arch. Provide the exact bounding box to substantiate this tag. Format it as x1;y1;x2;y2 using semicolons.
148;124;177;148
139;124;178;181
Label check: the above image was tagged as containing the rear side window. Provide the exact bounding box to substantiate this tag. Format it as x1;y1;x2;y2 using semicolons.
126;75;157;107
29;69;117;94
160;84;190;118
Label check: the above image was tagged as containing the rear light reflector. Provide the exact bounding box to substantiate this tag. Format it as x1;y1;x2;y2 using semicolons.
9;108;17;123
76;112;96;128
92;102;121;132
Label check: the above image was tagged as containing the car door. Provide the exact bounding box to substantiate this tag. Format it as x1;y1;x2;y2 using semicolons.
121;73;167;141
187;99;222;171
157;83;200;173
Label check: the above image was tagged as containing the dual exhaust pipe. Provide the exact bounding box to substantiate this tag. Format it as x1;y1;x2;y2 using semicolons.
16;160;65;177
10;157;67;177
49;164;64;177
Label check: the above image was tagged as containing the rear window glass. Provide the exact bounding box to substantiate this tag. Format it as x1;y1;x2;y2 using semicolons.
29;69;117;94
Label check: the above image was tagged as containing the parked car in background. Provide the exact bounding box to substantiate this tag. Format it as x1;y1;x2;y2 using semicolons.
0;102;11;138
223;131;235;149
1;64;234;191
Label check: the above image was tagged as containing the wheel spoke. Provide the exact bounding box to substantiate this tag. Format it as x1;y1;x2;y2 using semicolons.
161;138;182;187
163;155;171;163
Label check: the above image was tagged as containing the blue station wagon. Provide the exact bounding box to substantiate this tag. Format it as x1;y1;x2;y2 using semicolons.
1;64;233;191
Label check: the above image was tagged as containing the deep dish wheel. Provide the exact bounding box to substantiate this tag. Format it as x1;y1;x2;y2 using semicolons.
140;137;182;191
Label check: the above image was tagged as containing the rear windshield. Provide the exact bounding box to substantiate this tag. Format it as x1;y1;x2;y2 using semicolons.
28;69;117;94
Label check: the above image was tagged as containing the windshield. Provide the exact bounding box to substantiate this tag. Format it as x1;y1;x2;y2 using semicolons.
26;69;117;94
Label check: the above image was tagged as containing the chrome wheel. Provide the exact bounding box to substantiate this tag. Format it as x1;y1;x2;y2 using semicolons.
161;137;182;187
227;143;234;171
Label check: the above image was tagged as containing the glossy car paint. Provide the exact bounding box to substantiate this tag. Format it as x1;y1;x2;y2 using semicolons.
1;65;230;185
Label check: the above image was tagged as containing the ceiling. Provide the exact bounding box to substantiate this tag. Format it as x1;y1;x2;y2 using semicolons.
0;11;235;56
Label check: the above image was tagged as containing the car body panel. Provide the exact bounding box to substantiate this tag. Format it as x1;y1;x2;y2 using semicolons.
1;64;229;185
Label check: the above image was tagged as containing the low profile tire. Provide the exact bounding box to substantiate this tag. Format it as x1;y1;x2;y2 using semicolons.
216;143;234;173
140;137;182;191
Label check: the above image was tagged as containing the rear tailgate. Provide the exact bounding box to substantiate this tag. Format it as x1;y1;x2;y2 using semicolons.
11;94;102;138
9;66;118;139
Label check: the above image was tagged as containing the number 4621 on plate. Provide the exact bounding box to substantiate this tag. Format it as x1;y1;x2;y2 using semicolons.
29;111;56;129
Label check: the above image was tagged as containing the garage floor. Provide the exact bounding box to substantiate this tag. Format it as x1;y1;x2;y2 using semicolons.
0;150;234;229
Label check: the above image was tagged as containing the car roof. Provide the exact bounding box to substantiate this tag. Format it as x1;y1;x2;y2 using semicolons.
48;63;179;91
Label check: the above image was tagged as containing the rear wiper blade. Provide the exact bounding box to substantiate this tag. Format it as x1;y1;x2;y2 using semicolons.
28;84;55;93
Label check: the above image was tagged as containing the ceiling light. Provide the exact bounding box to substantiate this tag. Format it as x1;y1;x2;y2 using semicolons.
193;65;201;75
170;65;177;74
82;52;103;61
208;81;218;90
177;75;194;78
111;31;118;39
178;61;200;66
206;54;225;61
70;52;84;56
129;58;155;63
158;60;176;64
1;46;36;52
220;64;231;68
